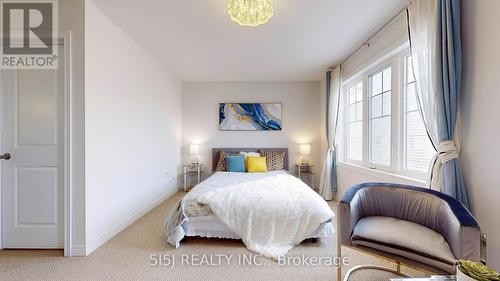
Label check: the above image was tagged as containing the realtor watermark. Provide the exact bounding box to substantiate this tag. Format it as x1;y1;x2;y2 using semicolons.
150;253;351;268
0;0;58;69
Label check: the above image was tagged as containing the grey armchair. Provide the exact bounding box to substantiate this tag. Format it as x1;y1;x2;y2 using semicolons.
337;182;481;279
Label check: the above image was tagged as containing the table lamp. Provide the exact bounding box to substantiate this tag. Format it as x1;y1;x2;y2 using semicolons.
300;144;311;165
189;144;199;165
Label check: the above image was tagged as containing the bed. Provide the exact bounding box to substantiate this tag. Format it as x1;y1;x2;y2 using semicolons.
165;148;335;259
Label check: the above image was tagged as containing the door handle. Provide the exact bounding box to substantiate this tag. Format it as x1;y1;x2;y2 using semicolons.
0;153;11;160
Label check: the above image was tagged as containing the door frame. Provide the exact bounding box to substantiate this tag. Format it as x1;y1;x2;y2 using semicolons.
0;31;73;256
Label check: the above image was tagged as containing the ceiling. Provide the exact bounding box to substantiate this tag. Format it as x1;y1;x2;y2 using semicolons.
91;0;408;81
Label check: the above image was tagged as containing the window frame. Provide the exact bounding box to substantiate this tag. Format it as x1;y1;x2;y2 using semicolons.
340;49;433;181
367;63;393;169
400;52;436;179
344;79;365;166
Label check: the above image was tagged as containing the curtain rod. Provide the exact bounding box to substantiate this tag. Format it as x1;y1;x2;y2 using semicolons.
339;5;409;66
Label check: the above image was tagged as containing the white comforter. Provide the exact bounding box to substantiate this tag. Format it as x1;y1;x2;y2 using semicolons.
195;171;334;259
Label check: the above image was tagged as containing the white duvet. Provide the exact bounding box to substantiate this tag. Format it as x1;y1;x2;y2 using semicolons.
195;172;334;259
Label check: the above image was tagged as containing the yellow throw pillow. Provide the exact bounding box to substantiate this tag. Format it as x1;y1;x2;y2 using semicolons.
239;152;261;171
247;157;267;173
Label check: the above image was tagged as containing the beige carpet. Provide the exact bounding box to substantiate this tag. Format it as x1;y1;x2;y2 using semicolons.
0;191;432;281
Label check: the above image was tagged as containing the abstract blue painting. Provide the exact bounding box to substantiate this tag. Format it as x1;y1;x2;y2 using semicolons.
219;103;282;131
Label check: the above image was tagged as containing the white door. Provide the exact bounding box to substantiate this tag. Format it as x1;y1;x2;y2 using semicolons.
1;46;64;248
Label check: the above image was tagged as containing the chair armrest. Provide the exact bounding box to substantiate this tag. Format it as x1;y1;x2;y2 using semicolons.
440;207;481;262
338;193;362;246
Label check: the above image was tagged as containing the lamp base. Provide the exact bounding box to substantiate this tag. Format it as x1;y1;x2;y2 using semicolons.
191;156;200;166
301;156;310;166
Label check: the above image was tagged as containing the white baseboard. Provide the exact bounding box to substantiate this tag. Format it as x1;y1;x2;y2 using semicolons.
86;187;180;255
70;245;87;256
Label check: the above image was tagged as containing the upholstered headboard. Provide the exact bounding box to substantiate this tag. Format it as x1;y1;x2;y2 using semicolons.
211;148;289;172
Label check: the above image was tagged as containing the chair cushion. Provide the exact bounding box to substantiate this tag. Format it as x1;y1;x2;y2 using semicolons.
351;216;456;271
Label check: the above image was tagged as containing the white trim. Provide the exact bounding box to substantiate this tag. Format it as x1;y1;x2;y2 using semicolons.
396;52;406;177
344;79;364;165
85;188;180;255
400;52;435;179
337;161;425;186
343;42;409;85
0;71;3;250
367;62;393;169
362;76;369;164
63;31;73;257
70;244;86;256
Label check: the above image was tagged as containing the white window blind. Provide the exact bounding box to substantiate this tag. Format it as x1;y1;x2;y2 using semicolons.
369;67;391;166
347;82;363;161
405;55;435;173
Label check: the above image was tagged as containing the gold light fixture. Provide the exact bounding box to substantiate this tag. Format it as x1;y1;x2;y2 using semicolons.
228;0;274;27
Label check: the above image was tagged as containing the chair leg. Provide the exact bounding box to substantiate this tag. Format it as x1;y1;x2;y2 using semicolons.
336;204;342;281
343;265;411;281
337;244;342;281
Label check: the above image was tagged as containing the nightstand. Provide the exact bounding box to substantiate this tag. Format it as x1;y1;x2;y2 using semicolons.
295;164;315;190
182;164;203;192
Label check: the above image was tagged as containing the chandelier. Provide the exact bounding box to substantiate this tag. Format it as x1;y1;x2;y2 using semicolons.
228;0;274;27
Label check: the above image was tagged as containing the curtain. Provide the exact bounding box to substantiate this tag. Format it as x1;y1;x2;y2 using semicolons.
408;0;469;208
319;67;341;200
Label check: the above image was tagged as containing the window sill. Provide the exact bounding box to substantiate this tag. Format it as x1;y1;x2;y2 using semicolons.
337;161;426;187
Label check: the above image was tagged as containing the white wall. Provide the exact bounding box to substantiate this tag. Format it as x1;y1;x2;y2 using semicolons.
182;82;321;186
84;1;182;254
342;13;409;80
461;0;500;270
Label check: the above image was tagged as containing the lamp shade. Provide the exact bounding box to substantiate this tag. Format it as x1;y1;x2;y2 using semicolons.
300;144;311;155
189;144;199;155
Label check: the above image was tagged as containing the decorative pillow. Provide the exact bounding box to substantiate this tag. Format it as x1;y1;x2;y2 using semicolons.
225;156;246;173
259;150;285;171
215;151;240;171
239;151;260;158
239;151;261;171
247;157;267;173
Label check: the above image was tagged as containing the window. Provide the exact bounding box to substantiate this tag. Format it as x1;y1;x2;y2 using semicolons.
369;67;391;166
347;81;363;161
404;55;435;173
341;51;436;179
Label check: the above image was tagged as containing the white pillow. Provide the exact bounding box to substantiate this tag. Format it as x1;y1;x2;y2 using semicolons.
239;152;261;171
239;151;260;158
